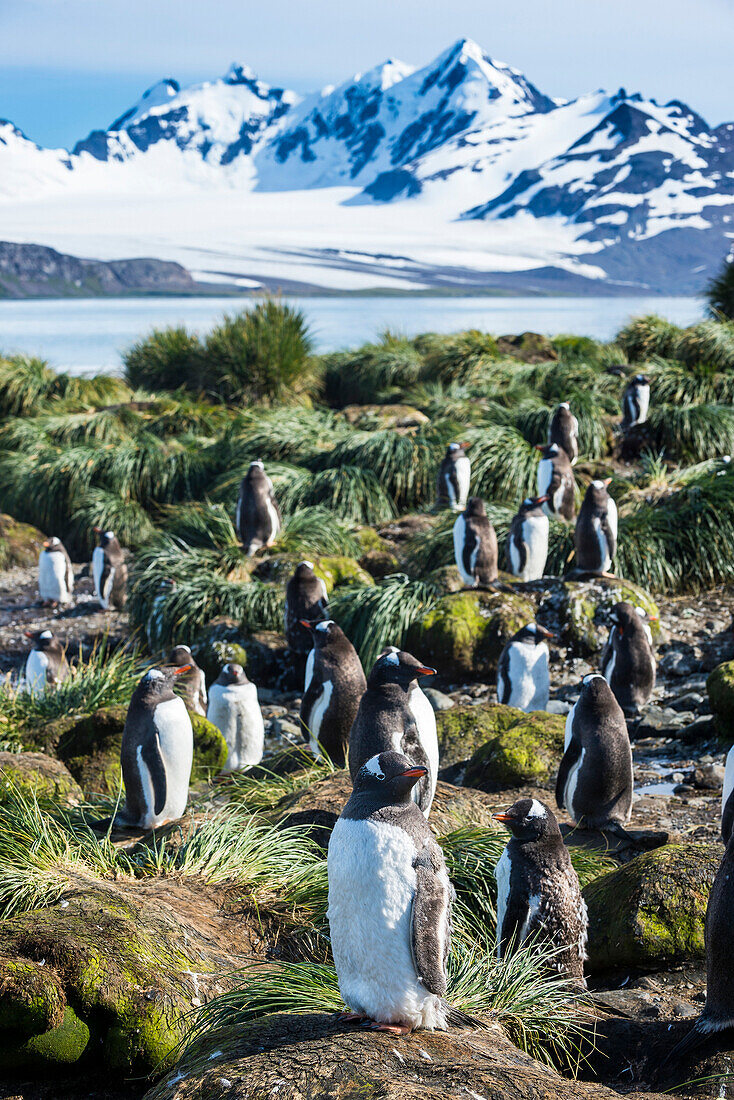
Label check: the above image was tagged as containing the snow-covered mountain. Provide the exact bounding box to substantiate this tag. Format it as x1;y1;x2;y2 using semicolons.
0;38;732;294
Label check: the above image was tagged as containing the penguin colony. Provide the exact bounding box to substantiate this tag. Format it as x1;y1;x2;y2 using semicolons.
23;377;734;1061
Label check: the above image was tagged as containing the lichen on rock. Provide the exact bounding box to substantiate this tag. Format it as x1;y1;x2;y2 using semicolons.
439;703;565;791
562;577;661;656
0;751;82;806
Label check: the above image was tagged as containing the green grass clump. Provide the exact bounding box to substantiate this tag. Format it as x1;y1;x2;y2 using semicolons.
647;403;734;463
330;573;439;668
422;330;499;383
123;326;204;391
321;334;424;406
275;508;359;557
707;255;734;321
318;429;438;511
617;314;682;362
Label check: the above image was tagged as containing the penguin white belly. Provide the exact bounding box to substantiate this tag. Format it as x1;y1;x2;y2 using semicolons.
408;685;439;815
92;547;105;603
208;683;264;770
637;386;650;425
591;517;611;573
722;746;734;827
151;697;193;826
607;498;618;544
453;515;475;587
327;817;448;1029
455;457;470;509
602;643;616;687
39;552;69;602
520;515;549;580
508;538;521;577
519;893;543;942
265;497;280;546
564;747;586;822
537;459;552;501
195;668;208;711
494;847;511;958
24;650;49;697
304;650;315;694
564;706;576;750
307;680;333;757
505;644;549;711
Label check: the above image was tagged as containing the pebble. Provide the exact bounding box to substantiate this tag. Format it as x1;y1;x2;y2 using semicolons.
272;717;302;740
422;688;455;711
667;692;705;712
659;649;698;677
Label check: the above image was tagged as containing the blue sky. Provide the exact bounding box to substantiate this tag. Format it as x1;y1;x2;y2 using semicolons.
3;0;734;148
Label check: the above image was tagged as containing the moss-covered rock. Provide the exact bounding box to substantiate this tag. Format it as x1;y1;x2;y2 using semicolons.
0;751;82;806
407;589;535;681
359;548;401;579
0;513;45;571
315;555;374;591
190;712;228;780
191;617;249;682
583;842;722;970
562;578;661;656
496;332;558;364
445;704;566;791
707;660;734;738
1;1006;90;1070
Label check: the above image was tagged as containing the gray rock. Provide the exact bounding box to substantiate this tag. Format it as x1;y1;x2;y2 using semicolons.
546;700;572;715
677;715;718;743
272;717;302;741
636;706;694;738
694;763;726;790
668;692;705;712
659;648;699;677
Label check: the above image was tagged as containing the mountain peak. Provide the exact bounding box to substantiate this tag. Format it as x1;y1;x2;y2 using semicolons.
110;78;180;131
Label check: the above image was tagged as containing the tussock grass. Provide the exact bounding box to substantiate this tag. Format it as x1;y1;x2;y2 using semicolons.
279;465;396;526
648;403;734;462
330;573;439;668
463;426;539;505
322;336;424;406
617;314;682;362
422;330;499;383
229;751;336;814
318;430;438;511
275;508;359;557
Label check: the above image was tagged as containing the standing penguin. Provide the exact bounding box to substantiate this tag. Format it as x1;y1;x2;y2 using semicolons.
23;630;68;697
92;528;128;610
496;624;554;712
284;561;329;653
236;460;281;556
574;479;617;575
720;744;734;844
506;496;549;581
299;619;366;767
115;666;194;829
556;673;633;831
38;537;74;606
169;644;207;716
328;750;454;1033
535;444;575;521
548;402;579;465
493;798;587;983
207;663;264;771
436;442;471;511
453;497;498;588
621;374;650;431
349;650;438;817
600;602;656;716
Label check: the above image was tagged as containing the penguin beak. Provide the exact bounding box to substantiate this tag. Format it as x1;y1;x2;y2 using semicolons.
537;627;556;641
173;665;192;675
93;525;102;533
43;539;51;549
535;495;549;504
399;766;428;779
460;441;471;451
534;444;545;452
24;630;34;638
299;620;314;630
493;811;513;824
603;477;613;487
416;665;437;677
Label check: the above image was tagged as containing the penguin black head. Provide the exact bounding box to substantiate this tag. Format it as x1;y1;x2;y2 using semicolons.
610;601;656;633
578;672;616;707
300;618;342;648
354;750;427;804
633;374;650;386
25;629;56;651
247;460;267;481
93;526;116;548
169;644;197;668
535;443;560;459
559;401;570;411
136;667;178;700
607;364;628;377
493;797;561;842
447;441;469;458
218;662;249;685
464;496;486;518
514;623;556;646
294;560;316;582
519;494;548;514
370;648;436;690
585;478;612;510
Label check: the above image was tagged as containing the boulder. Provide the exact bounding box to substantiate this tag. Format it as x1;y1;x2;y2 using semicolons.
407;589;535;682
562;578;661;656
189;713;228;780
496;331;558;363
359;547;400;579
0;513;46;571
707;659;734;738
440;704;565;791
0;752;82;806
583;842;723;970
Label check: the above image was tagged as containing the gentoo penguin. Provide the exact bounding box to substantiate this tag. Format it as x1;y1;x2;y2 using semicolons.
299;619;366;767
452;497;498;587
92;528;128;610
38;537;74;606
116;666;194;829
721;744;734;844
535;444;575;521
236;460;281;557
556;673;633;831
493;798;587;983
348;649;438;817
621;374;651;431
548;402;579;465
436;442;471;511
574;478;617;575
206;662;264;771
327;750;454;1033
505;496;549;581
23;630;68;697
284;561;328;653
496;624;554;712
666;836;734;1064
169;644;207;716
600;602;656;716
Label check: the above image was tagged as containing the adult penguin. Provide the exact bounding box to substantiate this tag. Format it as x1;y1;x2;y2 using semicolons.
38;537;74;606
600;602;656;716
574;478;617;575
169;644;207;716
92;528;128;610
236;460;281;557
548;402;579;465
493;798;587;983
496;623;554;712
721;745;734;844
621;374;650;431
115;666;194;829
23;630;68;697
284;561;328;653
556;673;633;832
327;750;455;1033
453;496;498;588
299;619;366;766
207;662;264;771
348;649;438;817
436;442;471;511
535;444;575;521
505;496;549;581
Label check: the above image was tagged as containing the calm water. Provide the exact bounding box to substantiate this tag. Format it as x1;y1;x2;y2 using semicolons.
0;295;704;374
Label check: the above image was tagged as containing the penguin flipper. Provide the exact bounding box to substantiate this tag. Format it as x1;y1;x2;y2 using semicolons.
462;523;478;581
555;739;582;810
300;677;323;746
496;649;512;705
497;892;531;960
141;735;168;816
410;846;451;997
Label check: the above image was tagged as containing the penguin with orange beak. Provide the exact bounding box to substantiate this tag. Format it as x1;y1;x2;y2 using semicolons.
573;478;617;575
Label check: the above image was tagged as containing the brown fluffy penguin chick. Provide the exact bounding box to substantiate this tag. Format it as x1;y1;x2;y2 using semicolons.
573;478;618;575
494;797;587;983
23;630;68;697
453;496;498;587
91;527;128;609
284;561;328;653
600;601;656;716
236;460;281;556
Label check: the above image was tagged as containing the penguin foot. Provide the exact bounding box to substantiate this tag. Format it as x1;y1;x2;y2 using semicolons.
367;1021;412;1035
335;1012;369;1025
